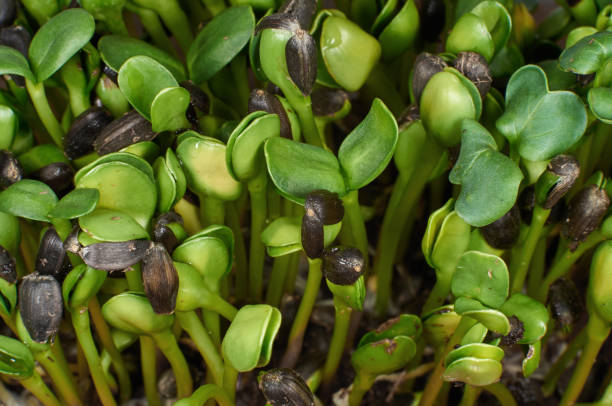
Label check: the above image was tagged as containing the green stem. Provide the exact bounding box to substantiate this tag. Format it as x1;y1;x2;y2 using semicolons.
537;231;606;302
202;293;238;321
202;309;221;348
227;202;248;301
542;329;587;396
284;252;301;294
176;311;224;385
266;254;291;307
71;309;117;406
202;0;226;15
484;383;518;406
200;195;225;226
510;204;550;293
34;348;82;406
125;264;144;292
348;373;376;406
89;297;131;403
374;139;443;316
527;237;548;298
560;315;611;406
25;79;64;148
140;337;162;406
284;91;324;148
230;54;250;115
20;372;62;406
422;272;452;315
222;362;238;404
175;383;233;406
126;3;177;55
141;0;193;52
459;385;482;406
281;258;322;368
321;300;352;389
152;329;193;399
342;190;369;262
362;63;405;116
248;172;268;302
418;317;476;406
60;55;90;117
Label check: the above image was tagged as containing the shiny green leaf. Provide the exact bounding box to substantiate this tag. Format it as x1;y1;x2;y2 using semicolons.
0;180;57;221
79;208;149;242
452;251;509;308
0;46;33;82
49;188;99;219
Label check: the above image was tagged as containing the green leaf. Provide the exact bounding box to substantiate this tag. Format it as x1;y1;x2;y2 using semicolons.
454;297;511;334
79;208;149;242
422;199;455;267
452;251;509;308
358;314;422;346
49;188;99;219
150;87;191;132
559;31;612;74
264;137;346;204
496;65;587;161
423;306;461;348
0;105;17;150
351;336;417;375
176;134;243;202
154;157;176;214
227;113;280;182
118;56;179;120
222;304;281;372
98;35;187;82
173;236;231;291
0;335;34;379
470;1;512;54
74;152;155;185
500;293;548;344
522;341;541;377
0;46;33;81
75;160;157;229
29;9;95;82
461;323;488;345
187;6;255;84
588;87;612;124
444;358;502;386
450;119;523;227
430;211;471;273
338;98;398;190
0;180;57;221
445;343;504;366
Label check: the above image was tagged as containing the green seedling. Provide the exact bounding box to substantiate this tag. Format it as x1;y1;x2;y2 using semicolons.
63;264;119;406
349;315;421;405
102;292;193;398
446;1;512;62
421;199;471;313
222;304;281;402
0;335;62;406
176;131;242;226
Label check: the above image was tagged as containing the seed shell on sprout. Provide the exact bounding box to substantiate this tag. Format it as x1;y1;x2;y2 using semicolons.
322;246;365;285
64;107;113;160
311;88;349;118
548;278;583;333
0;150;23;190
453;52;492;100
31;162;74;197
304;190;344;225
0;25;31;57
248;89;292;139
141;243;179;315
255;13;300;35
480;205;520;249
562;185;610;251
301;214;324;259
79;240;153;271
0;0;16;28
542;155;580;209
94;110;157;155
0;245;16;283
278;0;317;30
153;224;178;255
19;274;63;343
286;29;317;97
259;368;315;406
35;227;71;280
412;53;447;105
